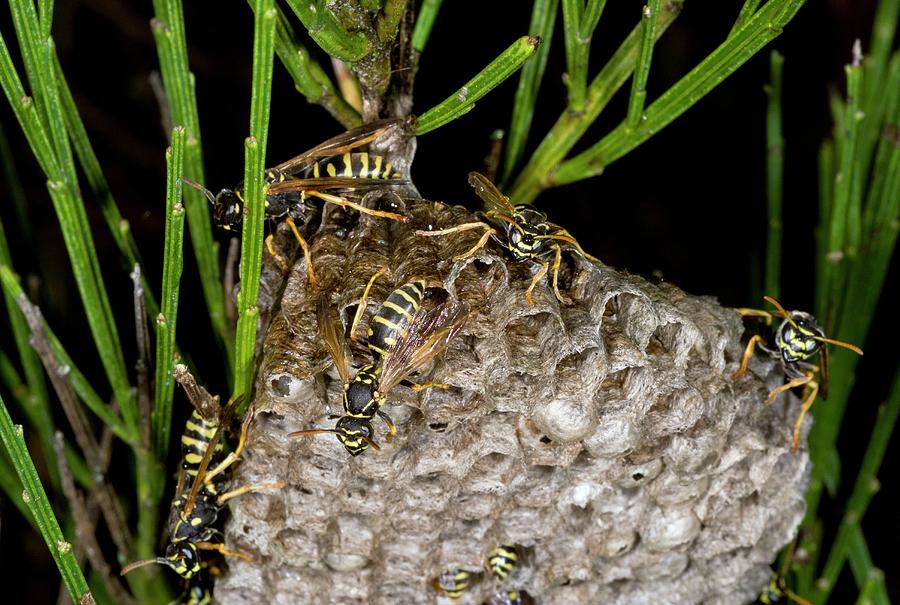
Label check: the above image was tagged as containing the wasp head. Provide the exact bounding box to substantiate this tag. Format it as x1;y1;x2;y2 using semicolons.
334;416;377;456
212;189;245;230
164;541;202;579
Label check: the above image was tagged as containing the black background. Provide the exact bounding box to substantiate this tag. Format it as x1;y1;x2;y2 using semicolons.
0;0;896;602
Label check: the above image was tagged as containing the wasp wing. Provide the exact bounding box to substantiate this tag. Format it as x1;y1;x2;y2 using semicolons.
468;171;516;215
268;176;409;195
183;395;242;518
378;299;471;394
318;294;353;385
273;118;408;176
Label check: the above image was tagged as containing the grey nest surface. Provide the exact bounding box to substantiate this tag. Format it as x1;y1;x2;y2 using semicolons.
215;197;810;605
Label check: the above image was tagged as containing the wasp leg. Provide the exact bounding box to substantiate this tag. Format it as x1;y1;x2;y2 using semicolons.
307;190;407;222
350;266;389;342
733;334;767;380
542;228;600;264
549;243;573;305
525;258;550;305
196;542;254;562
284;217;317;289
735;307;776;325
203;408;253;488
265;234;289;273
792;378;819;454
376;410;397;443
416;221;495;261
217;481;285;505
404;380;450;392
766;374;812;405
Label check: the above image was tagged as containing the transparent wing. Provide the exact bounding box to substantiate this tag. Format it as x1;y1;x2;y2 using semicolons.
318;294;352;385
378;299;471;393
273;118;408;176
468;171;516;215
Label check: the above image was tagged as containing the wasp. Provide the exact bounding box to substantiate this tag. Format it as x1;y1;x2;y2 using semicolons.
183;118;411;287
290;277;470;456
432;569;474;600
483;590;535;605
121;405;282;580
733;296;863;453
486;544;520;581
416;172;597;305
755;573;812;605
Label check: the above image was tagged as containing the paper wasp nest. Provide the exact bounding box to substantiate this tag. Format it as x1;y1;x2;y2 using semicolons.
216;197;810;605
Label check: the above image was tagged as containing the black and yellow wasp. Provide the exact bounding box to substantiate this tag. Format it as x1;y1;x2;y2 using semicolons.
121;403;281;580
483;590;535;605
183;118;411;286
432;568;474;600
755;573;812;605
290;275;470;456
733;296;863;452
416;172;597;305
486;544;520;581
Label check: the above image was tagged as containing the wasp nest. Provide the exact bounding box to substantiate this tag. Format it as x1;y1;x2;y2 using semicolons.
216;197;810;605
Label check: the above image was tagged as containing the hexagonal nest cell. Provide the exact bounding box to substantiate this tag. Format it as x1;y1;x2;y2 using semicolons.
214;194;810;605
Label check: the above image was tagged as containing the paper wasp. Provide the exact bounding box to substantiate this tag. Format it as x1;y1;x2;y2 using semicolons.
416;172;597;305
755;573;812;605
121;400;282;580
486;544;520;581
733;296;863;452
290;276;470;456
483;590;535;605
432;568;474;600
183;118;411;287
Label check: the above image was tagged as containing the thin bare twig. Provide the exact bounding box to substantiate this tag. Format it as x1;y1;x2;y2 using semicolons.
173;363;220;422
17;295;135;556
53;433;137;605
131;265;152;449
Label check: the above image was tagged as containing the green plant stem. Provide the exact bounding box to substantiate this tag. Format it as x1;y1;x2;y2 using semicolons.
847;528;890;605
0;394;92;603
0;451;35;528
266;3;360;129
233;0;276;401
502;0;559;184
552;0;807;189
561;0;584;110
509;0;683;204
0;122;32;238
626;0;660;130
411;0;443;52
730;0;762;35
810;367;900;603
0;268;135;445
151;1;232;374
376;0;409;43
416;36;541;136
765;50;784;299
854;570;888;605
283;0;370;62
151;128;186;459
815;140;834;320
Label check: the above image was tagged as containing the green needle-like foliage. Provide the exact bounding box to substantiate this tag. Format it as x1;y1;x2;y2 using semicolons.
765;51;785;300
233;0;276;401
152;0;232;372
283;0;370;61
625;0;660;130
416;36;541;136
411;0;443;52
151;128;187;459
0;394;92;604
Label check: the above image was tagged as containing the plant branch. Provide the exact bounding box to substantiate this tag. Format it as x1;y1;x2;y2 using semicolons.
625;0;660;129
411;0;443;52
416;36;541;136
283;0;370;62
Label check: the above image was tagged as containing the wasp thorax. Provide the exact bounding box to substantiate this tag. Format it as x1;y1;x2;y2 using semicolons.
344;375;380;417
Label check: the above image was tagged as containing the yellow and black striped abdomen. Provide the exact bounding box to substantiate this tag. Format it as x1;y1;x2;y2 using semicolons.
486;544;519;580
366;281;425;359
309;153;401;180
180;410;225;479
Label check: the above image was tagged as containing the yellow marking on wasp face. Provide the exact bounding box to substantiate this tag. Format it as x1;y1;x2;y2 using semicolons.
191;517;203;526
342;152;353;177
359;153;369;177
372;155;383;178
383;161;393;178
326;162;337;177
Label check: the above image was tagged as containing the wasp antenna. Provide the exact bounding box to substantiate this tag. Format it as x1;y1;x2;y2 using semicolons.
120;557;171;576
181;177;217;206
288;427;337;439
814;335;864;355
359;434;381;450
762;295;804;330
